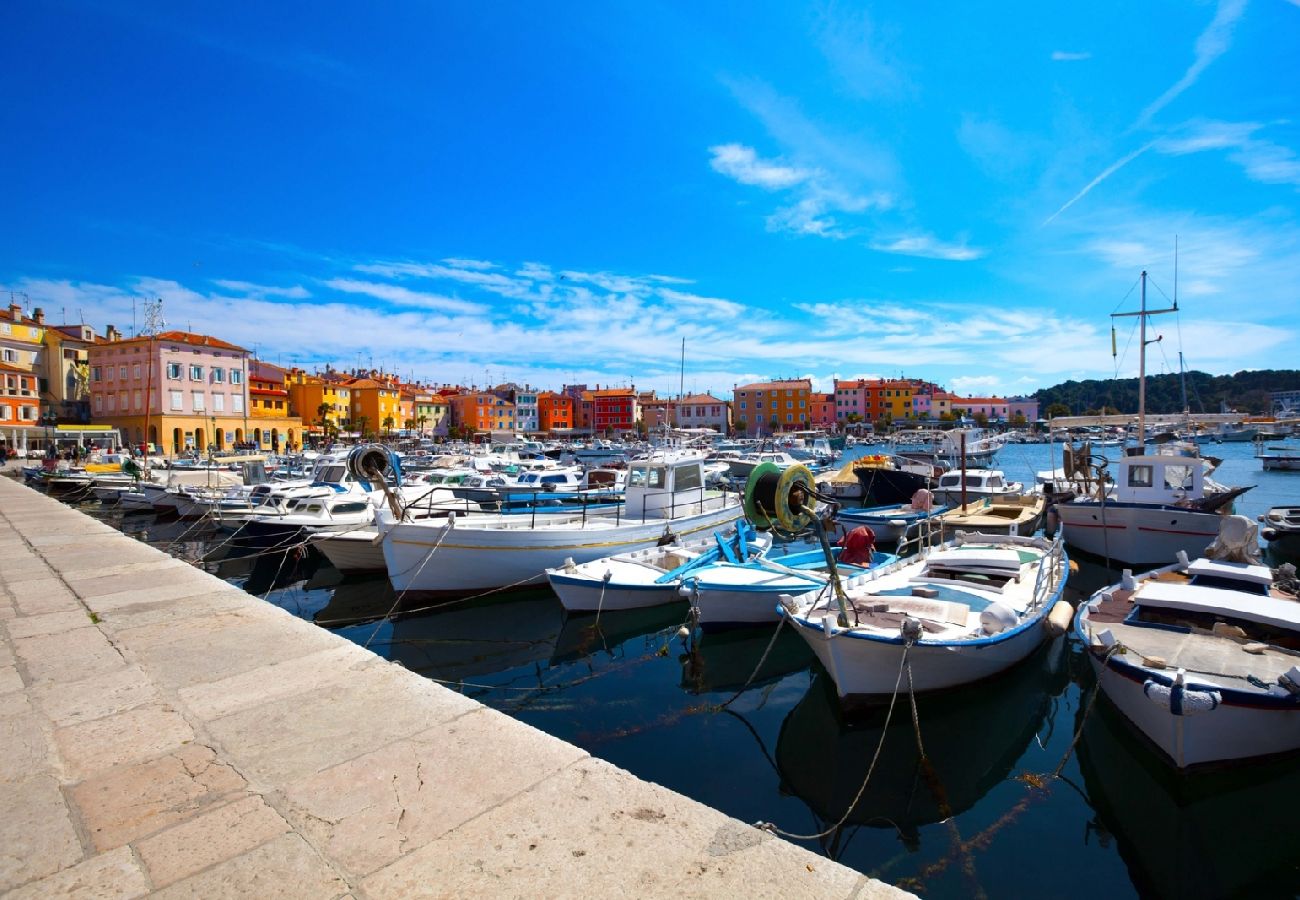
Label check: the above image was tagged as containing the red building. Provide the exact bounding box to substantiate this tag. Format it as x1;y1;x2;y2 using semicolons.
591;387;637;435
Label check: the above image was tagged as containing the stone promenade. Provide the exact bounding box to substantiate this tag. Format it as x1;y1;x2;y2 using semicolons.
0;473;908;899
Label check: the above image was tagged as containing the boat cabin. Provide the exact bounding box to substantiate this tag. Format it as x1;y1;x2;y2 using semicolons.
1112;453;1204;505
625;453;707;517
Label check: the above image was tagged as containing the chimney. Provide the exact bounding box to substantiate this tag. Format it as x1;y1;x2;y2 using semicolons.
106;325;122;342
7;301;19;321
32;307;44;325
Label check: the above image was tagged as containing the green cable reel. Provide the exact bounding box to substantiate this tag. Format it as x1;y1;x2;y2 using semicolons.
742;462;817;532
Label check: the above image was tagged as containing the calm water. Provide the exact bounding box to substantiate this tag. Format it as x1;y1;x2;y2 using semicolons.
69;439;1300;899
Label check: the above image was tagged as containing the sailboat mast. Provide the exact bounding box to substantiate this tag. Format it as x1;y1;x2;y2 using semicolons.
676;336;685;431
1137;270;1147;444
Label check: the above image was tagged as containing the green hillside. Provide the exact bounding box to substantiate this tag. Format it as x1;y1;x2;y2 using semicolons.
1034;370;1300;416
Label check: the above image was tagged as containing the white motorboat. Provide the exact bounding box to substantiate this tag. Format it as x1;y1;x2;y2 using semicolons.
378;450;743;595
315;528;386;575
1258;506;1300;556
1074;516;1300;768
545;520;768;613
780;531;1070;699
931;468;1023;507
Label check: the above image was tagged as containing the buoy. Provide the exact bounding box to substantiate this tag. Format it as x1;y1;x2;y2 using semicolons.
1043;599;1074;637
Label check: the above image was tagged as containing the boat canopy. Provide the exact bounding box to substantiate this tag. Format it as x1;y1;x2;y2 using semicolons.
1186;559;1274;586
1136;582;1299;630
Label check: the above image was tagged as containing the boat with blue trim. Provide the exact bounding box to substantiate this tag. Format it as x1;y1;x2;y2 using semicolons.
1074;515;1300;768
779;530;1071;698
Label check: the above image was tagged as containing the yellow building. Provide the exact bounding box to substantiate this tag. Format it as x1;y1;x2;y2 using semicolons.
286;368;352;437
345;376;403;436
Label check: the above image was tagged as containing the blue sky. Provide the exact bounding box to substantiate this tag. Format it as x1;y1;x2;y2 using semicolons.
3;1;1298;399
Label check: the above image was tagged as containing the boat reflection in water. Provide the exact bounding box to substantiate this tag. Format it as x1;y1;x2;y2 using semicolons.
1077;693;1300;900
335;590;565;686
774;638;1069;854
678;625;814;695
551;602;691;665
204;542;323;596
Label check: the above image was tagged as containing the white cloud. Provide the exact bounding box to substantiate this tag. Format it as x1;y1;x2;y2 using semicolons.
1051;51;1092;61
1043;141;1156;225
869;234;984;261
322;278;487;315
1157;120;1300;187
1135;0;1248;128
442;258;496;271
951;375;1002;394
210;279;310;299
708;143;811;190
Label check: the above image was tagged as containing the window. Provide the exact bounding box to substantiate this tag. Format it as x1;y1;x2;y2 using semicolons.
92;366;102;382
167;363;181;379
190;365;203;381
211;368;224;383
20;406;35;421
94;396;102;413
0;407;10;421
106;366;114;380
213;394;225;412
230;369;242;384
119;366;127;380
232;395;244;413
1127;465;1153;488
134;390;142;410
192;391;205;412
170;391;183;411
2;348;16;363
106;394;116;411
133;364;141;379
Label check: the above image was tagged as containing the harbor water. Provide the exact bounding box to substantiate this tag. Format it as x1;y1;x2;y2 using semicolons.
57;439;1300;899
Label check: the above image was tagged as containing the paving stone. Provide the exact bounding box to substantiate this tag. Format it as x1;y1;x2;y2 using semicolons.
360;757;868;900
36;665;160;728
86;583;246;618
0;663;24;695
279;709;588;878
0;774;83;892
4;609;98;640
64;563;197;599
178;643;380;722
13;626;125;685
0;688;31;719
3;845;150;900
206;662;480;786
119;608;341;690
69;744;246;851
135;794;291;888
55;703;196;780
0;708;57;784
149;833;348;900
9;578;83;616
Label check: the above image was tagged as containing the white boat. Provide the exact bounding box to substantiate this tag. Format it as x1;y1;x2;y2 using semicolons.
725;451;806;482
1258;506;1300;556
1257;444;1300;472
545;521;767;613
780;531;1070;699
1074;516;1300;768
315;528;386;575
931;468;1023;507
932;494;1047;539
835;500;949;543
1053;445;1244;565
378;450;743;595
685;542;897;629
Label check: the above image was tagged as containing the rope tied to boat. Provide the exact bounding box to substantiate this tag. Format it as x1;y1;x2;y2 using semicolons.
1052;641;1124;778
752;635;917;842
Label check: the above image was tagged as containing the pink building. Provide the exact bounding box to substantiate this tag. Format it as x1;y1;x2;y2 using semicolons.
832;379;870;424
88;330;252;454
950;396;1009;421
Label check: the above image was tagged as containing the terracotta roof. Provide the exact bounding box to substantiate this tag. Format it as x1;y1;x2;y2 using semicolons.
591;388;635;398
679;394;724;404
736;380;811;391
97;330;249;352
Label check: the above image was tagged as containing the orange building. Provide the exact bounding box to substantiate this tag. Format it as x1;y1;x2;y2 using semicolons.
537;391;574;432
732;379;811;435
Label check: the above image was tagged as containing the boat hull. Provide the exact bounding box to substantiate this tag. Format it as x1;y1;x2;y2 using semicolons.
790;614;1051;697
1085;653;1300;768
1056;501;1224;566
383;504;743;595
315;531;386;574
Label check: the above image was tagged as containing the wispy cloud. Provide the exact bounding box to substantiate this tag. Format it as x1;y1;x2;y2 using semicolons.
442;258;497;271
211;279;310;299
1043;141;1156;225
708;143;811;190
322;278;487;315
1051;51;1092;62
1157;120;1300;188
1134;0;1248;128
813;7;911;100
870;234;984;261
